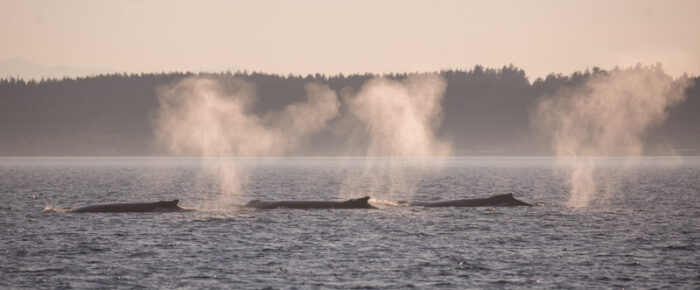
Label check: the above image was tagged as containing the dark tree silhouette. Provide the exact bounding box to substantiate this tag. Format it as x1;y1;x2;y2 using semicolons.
0;67;697;156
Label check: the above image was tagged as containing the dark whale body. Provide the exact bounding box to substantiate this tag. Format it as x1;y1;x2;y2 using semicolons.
69;199;183;213
246;196;376;209
410;193;531;207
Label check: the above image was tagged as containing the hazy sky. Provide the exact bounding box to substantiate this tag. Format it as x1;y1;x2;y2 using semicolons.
1;0;699;79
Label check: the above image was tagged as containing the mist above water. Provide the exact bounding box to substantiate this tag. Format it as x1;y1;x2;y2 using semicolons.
534;64;690;207
154;74;452;204
348;74;451;157
340;74;451;201
155;77;339;206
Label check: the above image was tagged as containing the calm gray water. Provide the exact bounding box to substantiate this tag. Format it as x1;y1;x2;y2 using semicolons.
1;157;698;289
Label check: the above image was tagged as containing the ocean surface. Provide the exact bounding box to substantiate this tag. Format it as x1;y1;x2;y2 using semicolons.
1;157;698;289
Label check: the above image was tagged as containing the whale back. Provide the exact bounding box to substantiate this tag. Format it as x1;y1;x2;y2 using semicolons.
490;193;532;206
246;200;261;207
342;196;375;209
70;199;183;213
246;196;376;209
411;193;532;207
156;199;180;208
150;199;181;211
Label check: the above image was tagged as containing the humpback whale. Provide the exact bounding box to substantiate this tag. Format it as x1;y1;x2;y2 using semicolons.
246;196;376;209
409;193;531;207
69;199;184;213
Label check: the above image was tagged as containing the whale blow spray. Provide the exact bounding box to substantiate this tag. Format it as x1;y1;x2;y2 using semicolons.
340;74;451;201
534;64;689;207
155;77;339;208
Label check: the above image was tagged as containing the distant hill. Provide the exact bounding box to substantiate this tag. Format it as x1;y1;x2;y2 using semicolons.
0;58;115;80
0;66;697;156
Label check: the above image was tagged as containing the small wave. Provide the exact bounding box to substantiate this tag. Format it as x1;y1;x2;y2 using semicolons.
40;205;69;213
20;266;65;273
128;251;156;258
184;275;218;279
457;260;491;271
665;245;695;251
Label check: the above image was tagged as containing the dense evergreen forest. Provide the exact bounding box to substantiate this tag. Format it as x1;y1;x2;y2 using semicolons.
0;65;698;156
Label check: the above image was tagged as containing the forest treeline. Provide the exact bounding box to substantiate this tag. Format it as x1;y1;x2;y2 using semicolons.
0;65;698;156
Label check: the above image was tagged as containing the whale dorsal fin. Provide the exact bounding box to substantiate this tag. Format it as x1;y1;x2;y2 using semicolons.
492;193;514;199
161;199;179;207
348;196;370;203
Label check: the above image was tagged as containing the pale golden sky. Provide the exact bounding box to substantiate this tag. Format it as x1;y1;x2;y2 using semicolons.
1;0;699;79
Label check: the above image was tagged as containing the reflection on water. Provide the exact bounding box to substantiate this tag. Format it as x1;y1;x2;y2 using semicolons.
1;157;698;288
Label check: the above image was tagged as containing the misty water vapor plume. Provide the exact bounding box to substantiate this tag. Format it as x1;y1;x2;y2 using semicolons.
534;64;689;207
155;77;339;208
340;74;451;201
